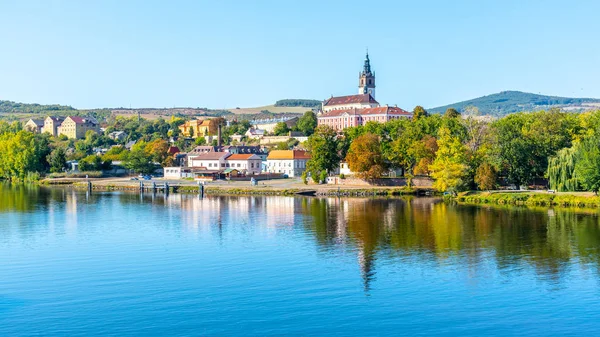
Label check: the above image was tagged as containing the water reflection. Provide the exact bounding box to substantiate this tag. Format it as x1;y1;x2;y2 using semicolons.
3;183;600;291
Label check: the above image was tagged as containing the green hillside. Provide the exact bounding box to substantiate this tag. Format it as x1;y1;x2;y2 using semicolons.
429;91;600;116
0;100;76;114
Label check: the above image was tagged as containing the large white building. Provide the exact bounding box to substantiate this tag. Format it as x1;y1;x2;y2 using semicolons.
266;150;311;177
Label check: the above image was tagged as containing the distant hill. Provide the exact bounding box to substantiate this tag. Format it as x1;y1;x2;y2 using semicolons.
0;100;76;114
274;99;321;108
0;99;311;122
428;91;600;117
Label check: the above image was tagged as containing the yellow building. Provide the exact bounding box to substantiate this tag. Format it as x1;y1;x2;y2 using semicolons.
58;116;100;139
178;119;213;138
42;116;65;136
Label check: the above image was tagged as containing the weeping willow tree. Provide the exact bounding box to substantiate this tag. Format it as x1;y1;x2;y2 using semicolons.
547;146;579;191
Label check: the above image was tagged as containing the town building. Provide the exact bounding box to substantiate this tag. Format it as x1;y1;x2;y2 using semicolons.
245;128;266;140
187;145;268;161
318;106;412;132
58;116;100;139
266;150;311;177
188;152;231;170
24;119;44;133
317;53;412;131
178;119;213;138
250;116;299;133
226;154;262;175
42;116;65;136
164;167;196;179
108;131;128;141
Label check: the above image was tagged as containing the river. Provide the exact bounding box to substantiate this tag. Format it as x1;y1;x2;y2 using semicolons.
1;184;600;336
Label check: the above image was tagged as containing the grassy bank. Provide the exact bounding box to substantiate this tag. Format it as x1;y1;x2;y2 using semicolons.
456;191;600;208
65;180;432;197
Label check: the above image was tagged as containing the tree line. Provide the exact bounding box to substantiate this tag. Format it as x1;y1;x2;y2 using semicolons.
304;106;600;193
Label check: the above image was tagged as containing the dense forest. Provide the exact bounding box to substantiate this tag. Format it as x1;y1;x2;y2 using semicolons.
274;99;321;108
428;91;600;117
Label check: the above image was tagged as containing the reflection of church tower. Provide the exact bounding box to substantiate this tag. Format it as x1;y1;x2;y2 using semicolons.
358;245;376;293
358;51;376;98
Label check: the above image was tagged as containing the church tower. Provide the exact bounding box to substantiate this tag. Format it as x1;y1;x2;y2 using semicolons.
358;52;375;98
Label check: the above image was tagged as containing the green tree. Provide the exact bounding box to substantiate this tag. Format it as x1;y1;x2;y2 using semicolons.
195;136;207;145
78;155;103;171
275;141;289;150
123;142;156;174
297;111;318;136
306;125;340;183
547;146;579;191
345;133;387;179
47;147;67;173
412;105;428;121
444;108;461;118
0;131;47;180
273;122;290;136
575;137;600;193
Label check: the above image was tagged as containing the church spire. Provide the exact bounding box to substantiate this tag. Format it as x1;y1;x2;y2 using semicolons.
363;50;371;74
358;50;375;98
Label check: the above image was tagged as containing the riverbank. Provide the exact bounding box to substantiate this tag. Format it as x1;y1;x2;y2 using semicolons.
41;177;436;197
455;191;600;208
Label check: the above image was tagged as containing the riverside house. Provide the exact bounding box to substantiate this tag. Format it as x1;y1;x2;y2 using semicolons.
226;154;262;175
266;150;310;177
188;152;231;170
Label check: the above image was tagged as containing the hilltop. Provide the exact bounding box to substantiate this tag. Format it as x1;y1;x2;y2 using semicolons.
428;91;600;117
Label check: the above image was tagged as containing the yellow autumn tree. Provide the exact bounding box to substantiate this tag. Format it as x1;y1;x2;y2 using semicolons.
429;127;468;192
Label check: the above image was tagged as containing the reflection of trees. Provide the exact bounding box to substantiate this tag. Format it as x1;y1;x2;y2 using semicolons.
4;184;600;289
300;197;600;288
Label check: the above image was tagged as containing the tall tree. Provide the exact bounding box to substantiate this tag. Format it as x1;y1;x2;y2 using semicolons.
575;137;600;193
306;126;340;182
474;162;497;191
429;127;468;192
547;146;579;191
273;122;290;136
47;147;67;173
412;106;428;121
346;133;387;179
297;111;318;136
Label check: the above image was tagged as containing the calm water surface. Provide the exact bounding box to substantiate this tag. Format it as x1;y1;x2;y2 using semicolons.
1;184;600;336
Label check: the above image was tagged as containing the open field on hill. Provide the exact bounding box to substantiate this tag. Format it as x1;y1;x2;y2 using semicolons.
226;105;313;115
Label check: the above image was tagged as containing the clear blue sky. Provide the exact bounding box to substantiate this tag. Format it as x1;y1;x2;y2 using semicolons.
1;0;599;110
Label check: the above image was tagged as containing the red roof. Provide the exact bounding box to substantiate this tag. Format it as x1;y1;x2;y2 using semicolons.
323;94;378;106
227;154;259;160
319;106;412;118
167;146;180;155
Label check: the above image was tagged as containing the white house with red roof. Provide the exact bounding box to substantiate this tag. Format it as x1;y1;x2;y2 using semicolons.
226;154;262;175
